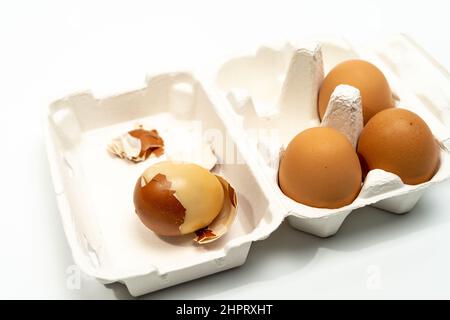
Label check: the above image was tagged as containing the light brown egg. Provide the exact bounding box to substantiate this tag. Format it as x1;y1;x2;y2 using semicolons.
318;59;394;124
357;108;440;185
133;161;237;243
278;127;362;209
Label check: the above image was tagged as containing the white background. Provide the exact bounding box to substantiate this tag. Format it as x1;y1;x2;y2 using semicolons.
1;0;450;299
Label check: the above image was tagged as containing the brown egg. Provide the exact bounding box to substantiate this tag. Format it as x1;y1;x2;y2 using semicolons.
133;161;238;241
279;127;362;209
357;108;440;185
318;59;394;124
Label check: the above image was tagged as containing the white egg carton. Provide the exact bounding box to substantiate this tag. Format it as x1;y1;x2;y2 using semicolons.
209;34;450;237
45;35;450;296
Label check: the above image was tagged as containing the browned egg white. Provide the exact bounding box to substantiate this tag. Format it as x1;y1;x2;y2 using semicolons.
133;161;237;244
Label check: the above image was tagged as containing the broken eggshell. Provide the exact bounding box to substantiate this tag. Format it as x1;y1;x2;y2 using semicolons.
133;161;237;244
194;175;238;244
108;124;164;162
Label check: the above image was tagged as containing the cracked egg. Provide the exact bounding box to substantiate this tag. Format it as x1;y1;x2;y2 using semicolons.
133;161;237;244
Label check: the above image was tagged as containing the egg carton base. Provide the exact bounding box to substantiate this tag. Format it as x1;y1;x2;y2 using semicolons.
122;242;250;297
287;210;351;238
45;72;280;296
213;35;450;239
372;188;424;215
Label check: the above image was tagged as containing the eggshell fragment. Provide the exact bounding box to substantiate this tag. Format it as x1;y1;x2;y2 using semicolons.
194;175;237;244
357;108;440;185
108;125;164;162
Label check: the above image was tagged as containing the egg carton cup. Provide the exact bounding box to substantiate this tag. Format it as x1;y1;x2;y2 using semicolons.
45;35;450;296
211;34;450;238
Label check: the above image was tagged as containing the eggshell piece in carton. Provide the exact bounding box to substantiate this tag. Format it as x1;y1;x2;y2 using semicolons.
108;124;164;162
194;175;238;244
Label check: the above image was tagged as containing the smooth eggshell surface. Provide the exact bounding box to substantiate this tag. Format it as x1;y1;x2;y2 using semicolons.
318;59;394;124
279;127;362;209
357;108;440;185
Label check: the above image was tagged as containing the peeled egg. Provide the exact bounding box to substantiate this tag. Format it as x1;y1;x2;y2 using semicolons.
318;59;394;124
279;127;362;209
357;108;440;185
133;161;237;243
